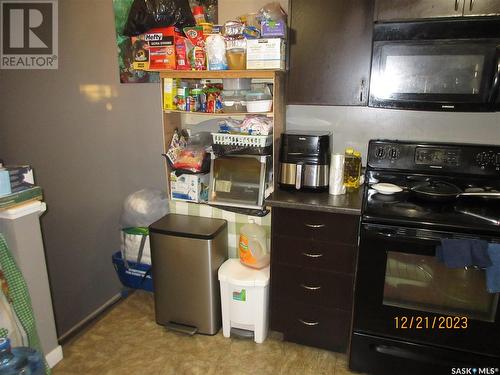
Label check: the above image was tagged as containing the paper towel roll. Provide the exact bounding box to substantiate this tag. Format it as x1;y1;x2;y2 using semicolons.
329;154;346;195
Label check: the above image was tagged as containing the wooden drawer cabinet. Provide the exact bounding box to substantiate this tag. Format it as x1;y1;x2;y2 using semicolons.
274;235;357;272
270;207;360;352
271;299;351;352
273;207;359;244
272;264;353;310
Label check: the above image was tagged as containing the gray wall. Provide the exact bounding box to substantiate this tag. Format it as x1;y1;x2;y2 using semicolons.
287;106;500;162
0;0;165;337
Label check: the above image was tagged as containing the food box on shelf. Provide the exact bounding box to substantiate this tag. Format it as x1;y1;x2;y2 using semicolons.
132;27;180;71
261;20;286;38
170;172;209;203
246;38;285;70
163;78;178;110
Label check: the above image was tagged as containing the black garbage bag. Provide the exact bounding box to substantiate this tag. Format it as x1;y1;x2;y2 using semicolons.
123;0;195;37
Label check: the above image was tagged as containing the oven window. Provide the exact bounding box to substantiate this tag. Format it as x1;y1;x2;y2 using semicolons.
383;252;498;322
372;44;486;98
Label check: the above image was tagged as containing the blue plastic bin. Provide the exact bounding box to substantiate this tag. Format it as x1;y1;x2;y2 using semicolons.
112;251;153;292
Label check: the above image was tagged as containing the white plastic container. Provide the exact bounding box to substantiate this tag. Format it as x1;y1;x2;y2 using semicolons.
218;259;270;343
238;221;269;269
245;92;272;113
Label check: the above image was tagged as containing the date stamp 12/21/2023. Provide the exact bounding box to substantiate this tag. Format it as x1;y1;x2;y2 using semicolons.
394;315;468;330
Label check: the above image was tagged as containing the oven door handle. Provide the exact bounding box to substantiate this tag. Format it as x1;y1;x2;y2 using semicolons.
366;228;441;244
488;46;500;104
374;345;461;366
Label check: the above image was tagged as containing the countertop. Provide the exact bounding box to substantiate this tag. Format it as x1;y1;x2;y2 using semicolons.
265;187;364;215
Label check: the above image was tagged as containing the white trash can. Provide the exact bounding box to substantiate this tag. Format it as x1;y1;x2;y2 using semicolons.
218;259;270;343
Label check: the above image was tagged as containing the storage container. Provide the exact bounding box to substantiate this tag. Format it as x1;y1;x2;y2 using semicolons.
209;153;272;210
221;90;247;113
218;259;270;343
245;92;273;113
149;214;228;335
222;78;251;91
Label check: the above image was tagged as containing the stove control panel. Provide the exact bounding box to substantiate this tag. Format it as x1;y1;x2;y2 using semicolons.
368;140;500;176
374;145;401;161
476;151;500;170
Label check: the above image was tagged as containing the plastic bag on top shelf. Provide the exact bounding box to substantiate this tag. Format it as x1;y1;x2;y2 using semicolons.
120;188;169;228
123;0;196;37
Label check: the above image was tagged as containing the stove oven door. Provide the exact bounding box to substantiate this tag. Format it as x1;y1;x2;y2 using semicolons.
353;223;500;363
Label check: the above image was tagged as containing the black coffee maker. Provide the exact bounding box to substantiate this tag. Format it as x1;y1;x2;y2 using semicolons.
279;131;331;191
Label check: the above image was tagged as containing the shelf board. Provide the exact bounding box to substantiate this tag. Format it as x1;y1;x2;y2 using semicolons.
163;110;273;117
155;69;283;79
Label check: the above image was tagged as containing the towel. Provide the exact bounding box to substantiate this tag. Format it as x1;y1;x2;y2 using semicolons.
436;239;491;268
486;243;500;293
0;234;50;374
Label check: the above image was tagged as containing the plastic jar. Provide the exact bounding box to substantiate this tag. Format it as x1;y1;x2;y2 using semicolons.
226;48;247;70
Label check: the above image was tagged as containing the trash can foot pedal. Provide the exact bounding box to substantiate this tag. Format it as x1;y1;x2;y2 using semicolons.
230;327;254;339
166;322;198;335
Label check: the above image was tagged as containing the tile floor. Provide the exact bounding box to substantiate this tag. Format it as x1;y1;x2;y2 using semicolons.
52;291;361;375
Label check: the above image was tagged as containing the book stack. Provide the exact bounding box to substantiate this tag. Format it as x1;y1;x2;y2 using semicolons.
0;165;43;211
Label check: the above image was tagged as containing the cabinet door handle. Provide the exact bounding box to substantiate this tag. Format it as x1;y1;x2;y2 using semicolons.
360;79;365;102
455;0;459;11
469;0;475;11
302;252;324;258
300;284;321;291
305;223;325;228
298;319;319;327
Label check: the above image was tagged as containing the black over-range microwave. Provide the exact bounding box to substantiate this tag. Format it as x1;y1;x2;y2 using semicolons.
369;18;500;111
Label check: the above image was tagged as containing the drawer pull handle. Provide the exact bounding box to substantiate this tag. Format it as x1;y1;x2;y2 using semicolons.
302;252;323;258
300;284;321;291
298;319;319;327
305;223;325;228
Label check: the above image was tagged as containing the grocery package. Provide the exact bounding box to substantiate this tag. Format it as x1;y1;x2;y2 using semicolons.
165;129;211;173
123;0;195;36
246;38;285;70
126;1;287;71
163;78;178;109
170;172;209;202
258;2;287;38
175;37;192;70
173;148;206;172
174;80;223;113
240;115;273;135
132;26;181;70
224;20;247;70
206;33;228;70
238;221;270;269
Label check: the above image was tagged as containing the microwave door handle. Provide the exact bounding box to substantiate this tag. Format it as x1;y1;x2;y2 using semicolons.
488;47;500;104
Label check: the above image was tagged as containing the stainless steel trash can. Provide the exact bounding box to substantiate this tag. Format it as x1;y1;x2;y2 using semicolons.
149;214;228;335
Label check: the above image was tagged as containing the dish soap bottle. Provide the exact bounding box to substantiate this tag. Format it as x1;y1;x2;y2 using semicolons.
343;148;362;189
238;220;269;269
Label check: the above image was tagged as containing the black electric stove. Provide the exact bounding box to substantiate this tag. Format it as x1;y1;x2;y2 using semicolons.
350;140;500;375
364;171;500;234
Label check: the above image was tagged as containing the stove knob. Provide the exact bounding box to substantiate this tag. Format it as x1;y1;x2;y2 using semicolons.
389;147;400;160
375;147;386;159
476;152;490;168
496;153;500;167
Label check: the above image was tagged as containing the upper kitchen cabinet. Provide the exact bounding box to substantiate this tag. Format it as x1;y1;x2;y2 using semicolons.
287;0;374;106
375;0;465;21
375;0;500;21
463;0;500;16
